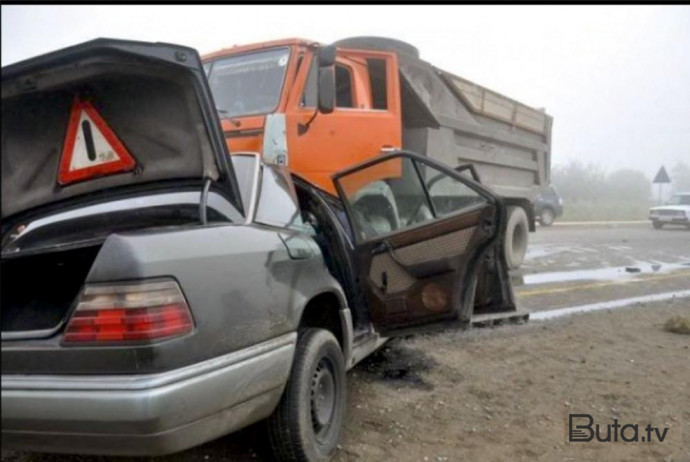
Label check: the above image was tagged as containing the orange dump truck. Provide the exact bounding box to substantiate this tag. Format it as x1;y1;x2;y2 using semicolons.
202;37;552;269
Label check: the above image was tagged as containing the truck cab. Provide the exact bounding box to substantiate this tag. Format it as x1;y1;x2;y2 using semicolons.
203;37;553;269
203;38;403;195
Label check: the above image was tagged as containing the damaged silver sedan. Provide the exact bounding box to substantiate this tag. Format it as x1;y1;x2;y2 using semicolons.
1;39;516;461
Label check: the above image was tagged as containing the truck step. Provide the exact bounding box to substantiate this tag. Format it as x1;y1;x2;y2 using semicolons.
471;311;529;328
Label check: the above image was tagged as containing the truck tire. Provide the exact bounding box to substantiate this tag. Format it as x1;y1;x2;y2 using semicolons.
267;328;346;462
538;207;555;227
505;206;529;270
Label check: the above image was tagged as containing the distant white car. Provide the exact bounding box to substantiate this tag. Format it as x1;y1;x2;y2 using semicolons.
649;192;690;229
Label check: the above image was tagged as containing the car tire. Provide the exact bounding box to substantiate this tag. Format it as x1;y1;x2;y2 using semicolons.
539;207;555;227
652;220;663;229
505;206;529;270
267;328;346;462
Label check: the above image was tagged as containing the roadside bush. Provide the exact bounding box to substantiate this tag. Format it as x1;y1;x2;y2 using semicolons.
552;160;655;221
664;315;690;335
560;199;652;221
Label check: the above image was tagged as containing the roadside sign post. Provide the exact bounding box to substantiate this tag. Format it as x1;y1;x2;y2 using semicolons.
652;166;671;205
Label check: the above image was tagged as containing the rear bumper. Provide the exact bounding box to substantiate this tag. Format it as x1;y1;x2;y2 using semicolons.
1;333;296;456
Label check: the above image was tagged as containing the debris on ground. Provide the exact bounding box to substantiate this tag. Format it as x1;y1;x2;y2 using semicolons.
358;339;438;390
664;315;690;335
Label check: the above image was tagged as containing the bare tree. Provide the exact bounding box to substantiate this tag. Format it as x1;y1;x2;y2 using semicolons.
671;161;690;193
553;161;651;202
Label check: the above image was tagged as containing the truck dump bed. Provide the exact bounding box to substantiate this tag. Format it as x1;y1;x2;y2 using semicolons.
336;37;552;202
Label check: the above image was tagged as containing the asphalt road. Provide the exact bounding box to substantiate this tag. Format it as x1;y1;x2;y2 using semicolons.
3;223;689;462
525;221;690;274
515;222;690;313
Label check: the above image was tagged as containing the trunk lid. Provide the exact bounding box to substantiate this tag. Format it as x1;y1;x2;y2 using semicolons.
2;38;243;226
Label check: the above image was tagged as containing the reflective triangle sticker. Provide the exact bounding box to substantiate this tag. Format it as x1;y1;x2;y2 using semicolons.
58;97;136;185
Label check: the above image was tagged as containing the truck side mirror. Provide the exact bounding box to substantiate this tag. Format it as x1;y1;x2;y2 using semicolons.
317;67;335;114
298;47;336;134
317;45;336;68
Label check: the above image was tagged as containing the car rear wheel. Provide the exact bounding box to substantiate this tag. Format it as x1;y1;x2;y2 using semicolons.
539;207;555;227
652;220;663;229
267;328;346;462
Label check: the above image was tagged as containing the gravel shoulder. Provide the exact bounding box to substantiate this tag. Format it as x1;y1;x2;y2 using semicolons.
335;298;690;462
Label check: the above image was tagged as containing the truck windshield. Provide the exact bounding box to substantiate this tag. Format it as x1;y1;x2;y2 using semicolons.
206;48;290;118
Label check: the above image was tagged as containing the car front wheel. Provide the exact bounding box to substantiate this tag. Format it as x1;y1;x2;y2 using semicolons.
267;328;346;462
652;220;663;229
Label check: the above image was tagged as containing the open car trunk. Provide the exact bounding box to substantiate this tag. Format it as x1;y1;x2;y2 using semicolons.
1;38;242;226
1;245;101;336
1;39;244;339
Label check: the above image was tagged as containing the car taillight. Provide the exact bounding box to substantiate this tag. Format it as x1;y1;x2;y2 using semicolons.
62;279;193;345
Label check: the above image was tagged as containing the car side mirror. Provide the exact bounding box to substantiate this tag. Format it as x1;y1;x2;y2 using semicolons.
317;67;335;114
317;45;336;68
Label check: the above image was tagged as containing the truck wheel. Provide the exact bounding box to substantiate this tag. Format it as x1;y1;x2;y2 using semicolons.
538;207;555;227
267;328;346;462
652;220;663;229
505;206;529;270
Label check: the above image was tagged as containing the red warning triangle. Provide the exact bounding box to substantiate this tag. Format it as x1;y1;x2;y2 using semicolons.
58;97;136;185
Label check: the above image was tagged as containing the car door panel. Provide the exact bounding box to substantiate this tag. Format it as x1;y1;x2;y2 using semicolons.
357;205;493;328
333;151;507;336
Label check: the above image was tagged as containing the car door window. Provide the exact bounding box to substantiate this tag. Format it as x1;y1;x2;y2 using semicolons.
255;165;305;229
333;152;510;336
337;157;434;242
424;165;487;216
230;154;259;215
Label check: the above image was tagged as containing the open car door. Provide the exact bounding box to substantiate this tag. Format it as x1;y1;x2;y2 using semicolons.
333;151;514;336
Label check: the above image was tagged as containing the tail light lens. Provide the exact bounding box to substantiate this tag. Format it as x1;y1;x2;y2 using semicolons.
62;279;194;345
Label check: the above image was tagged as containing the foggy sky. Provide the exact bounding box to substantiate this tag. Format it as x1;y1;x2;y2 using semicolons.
2;5;689;180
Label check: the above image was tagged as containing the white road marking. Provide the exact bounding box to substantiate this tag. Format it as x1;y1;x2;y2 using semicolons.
522;262;690;285
531;290;690;321
552;221;649;226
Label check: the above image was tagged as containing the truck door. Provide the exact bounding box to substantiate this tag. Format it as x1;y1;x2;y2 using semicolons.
286;48;402;195
333;151;505;336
